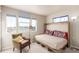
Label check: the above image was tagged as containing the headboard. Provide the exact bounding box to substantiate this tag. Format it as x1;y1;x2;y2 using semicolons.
46;22;68;32
44;22;69;40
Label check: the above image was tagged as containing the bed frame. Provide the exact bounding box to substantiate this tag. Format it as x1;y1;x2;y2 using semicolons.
36;21;70;52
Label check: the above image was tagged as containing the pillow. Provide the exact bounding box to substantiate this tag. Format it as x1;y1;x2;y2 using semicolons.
57;31;65;38
12;33;22;39
45;30;50;34
53;30;58;37
14;36;24;42
64;32;68;40
53;30;68;39
49;31;54;35
45;30;54;35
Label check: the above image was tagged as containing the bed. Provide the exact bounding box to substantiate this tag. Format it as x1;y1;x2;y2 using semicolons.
35;34;67;50
35;22;69;51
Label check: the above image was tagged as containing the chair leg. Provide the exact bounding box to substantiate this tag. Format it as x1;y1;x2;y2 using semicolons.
13;48;15;51
20;49;22;53
29;45;30;49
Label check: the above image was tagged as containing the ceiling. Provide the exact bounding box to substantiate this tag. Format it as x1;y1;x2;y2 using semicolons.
5;5;79;16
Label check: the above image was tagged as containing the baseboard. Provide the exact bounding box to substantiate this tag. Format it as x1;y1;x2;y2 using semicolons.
2;46;13;51
70;45;79;49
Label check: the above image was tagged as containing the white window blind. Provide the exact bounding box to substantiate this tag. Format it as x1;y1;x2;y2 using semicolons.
6;15;16;33
18;17;30;32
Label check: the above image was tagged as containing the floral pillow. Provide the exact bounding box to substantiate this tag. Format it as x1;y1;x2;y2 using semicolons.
53;30;68;39
45;30;54;35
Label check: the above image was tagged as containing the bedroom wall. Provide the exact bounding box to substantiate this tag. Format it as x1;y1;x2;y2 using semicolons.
1;6;46;50
47;22;68;32
46;6;79;49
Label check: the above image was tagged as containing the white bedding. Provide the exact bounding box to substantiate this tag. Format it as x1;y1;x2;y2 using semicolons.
35;34;67;50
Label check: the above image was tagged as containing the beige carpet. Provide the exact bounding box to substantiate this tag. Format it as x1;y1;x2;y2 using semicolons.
2;43;50;53
28;43;50;53
2;43;79;53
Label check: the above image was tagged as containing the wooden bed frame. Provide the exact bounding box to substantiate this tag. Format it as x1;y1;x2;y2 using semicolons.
36;40;67;53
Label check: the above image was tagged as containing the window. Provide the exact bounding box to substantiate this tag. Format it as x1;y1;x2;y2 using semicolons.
6;15;37;33
18;17;30;32
31;19;37;31
53;15;68;22
6;15;16;33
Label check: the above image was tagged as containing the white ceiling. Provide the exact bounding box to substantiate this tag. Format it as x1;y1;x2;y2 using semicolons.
5;5;79;16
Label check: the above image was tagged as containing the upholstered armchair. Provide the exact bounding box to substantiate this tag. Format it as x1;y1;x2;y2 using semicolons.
12;33;30;53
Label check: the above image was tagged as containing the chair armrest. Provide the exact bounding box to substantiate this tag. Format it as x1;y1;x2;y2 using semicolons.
22;37;30;40
22;37;31;44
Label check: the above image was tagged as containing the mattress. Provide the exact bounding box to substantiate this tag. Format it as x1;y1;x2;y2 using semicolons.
35;34;67;50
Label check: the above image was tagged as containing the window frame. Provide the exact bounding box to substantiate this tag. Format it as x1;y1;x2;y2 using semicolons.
31;19;37;32
18;16;37;32
6;14;37;33
52;15;69;23
6;15;17;33
18;16;30;32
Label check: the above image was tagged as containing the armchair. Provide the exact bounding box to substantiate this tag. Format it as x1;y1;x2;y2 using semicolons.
12;33;30;53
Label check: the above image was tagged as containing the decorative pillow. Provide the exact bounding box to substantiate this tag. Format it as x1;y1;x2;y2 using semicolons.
53;30;58;37
45;30;50;34
53;30;68;40
45;29;54;36
49;31;54;35
64;32;68;40
14;36;24;42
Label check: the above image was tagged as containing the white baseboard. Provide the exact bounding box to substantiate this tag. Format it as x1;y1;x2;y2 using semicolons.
2;46;13;51
70;45;79;49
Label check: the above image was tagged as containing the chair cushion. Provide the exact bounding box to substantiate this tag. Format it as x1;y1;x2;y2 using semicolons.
21;40;29;44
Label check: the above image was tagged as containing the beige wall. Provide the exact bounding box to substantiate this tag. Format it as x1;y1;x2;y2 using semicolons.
0;6;1;13
47;23;68;32
46;6;79;49
1;6;46;50
0;6;1;51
